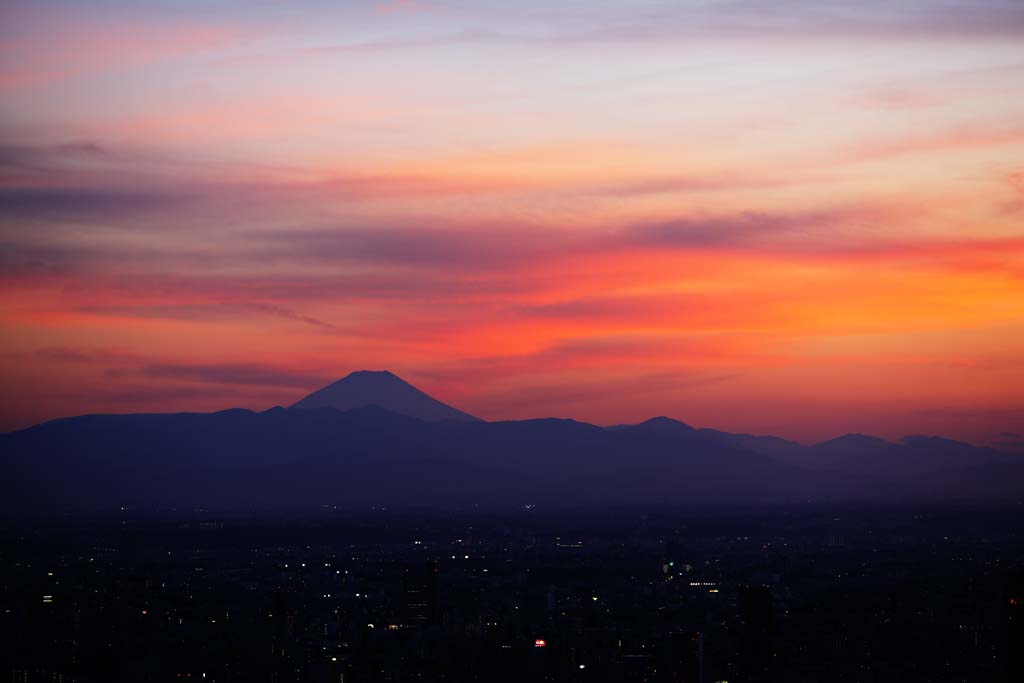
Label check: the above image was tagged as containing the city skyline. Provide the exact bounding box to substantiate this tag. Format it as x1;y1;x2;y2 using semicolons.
2;1;1023;446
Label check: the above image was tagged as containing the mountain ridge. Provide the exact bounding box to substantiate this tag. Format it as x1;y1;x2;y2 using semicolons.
2;370;1020;512
5;370;1005;452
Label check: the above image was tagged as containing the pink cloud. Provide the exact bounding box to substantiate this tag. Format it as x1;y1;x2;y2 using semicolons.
0;10;247;91
845;119;1024;162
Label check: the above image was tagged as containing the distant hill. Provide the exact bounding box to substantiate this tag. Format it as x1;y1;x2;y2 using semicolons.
1;371;1020;513
291;370;479;422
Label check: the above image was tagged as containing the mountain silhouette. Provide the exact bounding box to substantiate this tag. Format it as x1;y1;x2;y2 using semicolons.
290;370;479;422
1;370;1021;512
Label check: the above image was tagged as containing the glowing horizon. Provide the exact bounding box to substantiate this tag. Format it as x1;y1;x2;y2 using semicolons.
1;1;1022;447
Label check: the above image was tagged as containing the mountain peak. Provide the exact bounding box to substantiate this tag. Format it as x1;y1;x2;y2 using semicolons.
348;369;399;378
290;370;479;422
631;416;695;432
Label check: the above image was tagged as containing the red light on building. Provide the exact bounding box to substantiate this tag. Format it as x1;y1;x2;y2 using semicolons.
534;638;546;648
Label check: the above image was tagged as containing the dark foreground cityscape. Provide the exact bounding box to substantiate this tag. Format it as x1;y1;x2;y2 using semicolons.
3;505;1023;682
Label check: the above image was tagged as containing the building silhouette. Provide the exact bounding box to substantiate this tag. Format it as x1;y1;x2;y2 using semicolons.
1007;566;1024;682
402;562;439;626
739;583;775;683
667;630;703;683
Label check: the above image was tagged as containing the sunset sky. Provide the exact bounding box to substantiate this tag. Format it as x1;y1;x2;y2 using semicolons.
1;0;1023;445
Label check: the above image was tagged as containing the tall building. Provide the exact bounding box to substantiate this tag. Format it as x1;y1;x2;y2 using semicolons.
738;583;775;683
667;630;703;683
1007;566;1024;682
402;562;439;626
